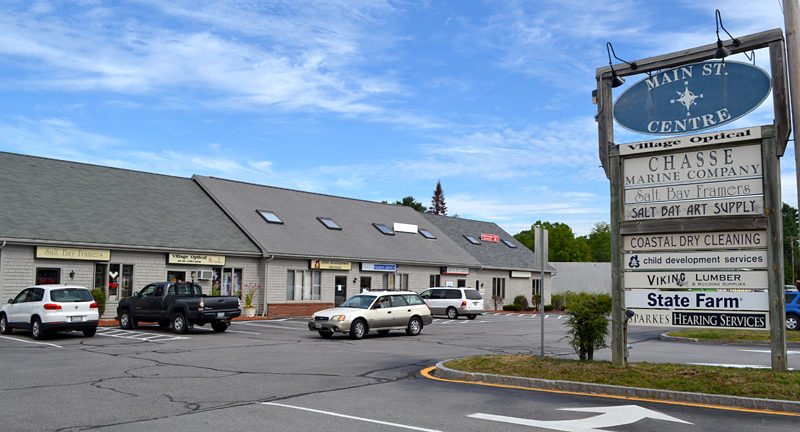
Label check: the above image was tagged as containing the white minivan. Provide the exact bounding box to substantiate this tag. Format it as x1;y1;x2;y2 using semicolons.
419;287;484;320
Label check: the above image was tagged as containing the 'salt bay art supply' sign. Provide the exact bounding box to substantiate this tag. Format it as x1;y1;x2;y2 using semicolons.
623;230;766;251
625;289;769;311
623;144;763;221
624;250;767;270
613;61;771;135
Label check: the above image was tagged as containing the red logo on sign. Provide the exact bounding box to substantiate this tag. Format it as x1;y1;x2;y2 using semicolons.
481;233;499;242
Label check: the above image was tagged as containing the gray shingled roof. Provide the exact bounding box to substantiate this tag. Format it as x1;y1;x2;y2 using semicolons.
194;175;480;266
421;213;556;272
0;152;261;254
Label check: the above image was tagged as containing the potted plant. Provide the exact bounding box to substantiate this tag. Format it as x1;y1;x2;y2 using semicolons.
242;283;258;318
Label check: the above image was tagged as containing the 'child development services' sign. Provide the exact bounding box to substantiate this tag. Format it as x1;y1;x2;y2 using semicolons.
613;61;771;135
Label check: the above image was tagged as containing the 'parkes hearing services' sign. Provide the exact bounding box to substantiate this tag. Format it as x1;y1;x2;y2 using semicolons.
613;61;771;135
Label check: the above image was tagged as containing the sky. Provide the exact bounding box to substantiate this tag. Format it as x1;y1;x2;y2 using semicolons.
0;0;794;236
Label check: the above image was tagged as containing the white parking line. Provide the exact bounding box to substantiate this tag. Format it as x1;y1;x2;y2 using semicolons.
227;330;260;335
739;349;800;355
239;322;305;330
262;402;443;432
0;335;62;348
95;328;189;342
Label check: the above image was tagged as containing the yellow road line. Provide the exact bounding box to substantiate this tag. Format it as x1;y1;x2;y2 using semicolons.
420;366;800;417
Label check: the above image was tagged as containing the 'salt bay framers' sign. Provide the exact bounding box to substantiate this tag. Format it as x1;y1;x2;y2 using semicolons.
37;246;110;261
613;61;771;135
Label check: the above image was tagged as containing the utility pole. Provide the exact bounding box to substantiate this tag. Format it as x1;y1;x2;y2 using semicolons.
785;1;800;232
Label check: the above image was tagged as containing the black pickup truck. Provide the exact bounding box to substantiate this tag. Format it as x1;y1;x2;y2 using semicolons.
117;281;240;334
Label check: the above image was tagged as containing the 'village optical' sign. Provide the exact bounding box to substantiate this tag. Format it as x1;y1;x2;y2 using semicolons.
613;61;771;135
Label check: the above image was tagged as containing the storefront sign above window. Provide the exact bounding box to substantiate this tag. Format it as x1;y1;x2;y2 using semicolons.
36;246;110;261
480;233;499;242
168;253;226;266
310;259;352;270
441;266;469;275
510;271;532;278
613;61;771;135
361;263;397;272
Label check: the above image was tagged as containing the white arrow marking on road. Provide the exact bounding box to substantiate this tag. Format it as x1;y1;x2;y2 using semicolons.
469;405;691;432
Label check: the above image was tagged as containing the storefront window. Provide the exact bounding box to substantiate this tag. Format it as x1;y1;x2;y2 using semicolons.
429;274;440;287
360;276;371;291
94;263;106;292
287;270;321;300
36;268;60;285
167;270;186;282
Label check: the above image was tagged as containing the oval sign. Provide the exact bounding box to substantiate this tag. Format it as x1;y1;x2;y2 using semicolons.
613;60;771;135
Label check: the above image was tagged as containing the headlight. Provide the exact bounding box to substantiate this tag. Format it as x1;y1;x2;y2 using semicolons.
330;315;346;321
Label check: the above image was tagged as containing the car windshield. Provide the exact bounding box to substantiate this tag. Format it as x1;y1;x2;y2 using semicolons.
465;289;482;300
50;288;93;302
340;295;377;309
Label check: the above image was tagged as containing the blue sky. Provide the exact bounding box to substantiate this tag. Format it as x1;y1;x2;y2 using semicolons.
0;1;792;236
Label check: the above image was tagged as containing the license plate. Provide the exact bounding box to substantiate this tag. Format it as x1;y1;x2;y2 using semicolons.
314;323;322;329
69;316;83;322
216;312;225;318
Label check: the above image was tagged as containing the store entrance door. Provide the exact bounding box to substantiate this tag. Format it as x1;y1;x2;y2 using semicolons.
334;276;347;306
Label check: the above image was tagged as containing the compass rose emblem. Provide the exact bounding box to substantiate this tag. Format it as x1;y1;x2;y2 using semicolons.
670;81;703;116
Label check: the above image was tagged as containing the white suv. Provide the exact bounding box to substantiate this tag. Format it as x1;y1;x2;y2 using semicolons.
0;285;100;339
419;287;485;319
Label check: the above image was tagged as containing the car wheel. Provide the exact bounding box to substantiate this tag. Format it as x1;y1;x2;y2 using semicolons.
446;307;458;319
466;314;477;320
406;316;422;336
158;320;170;328
0;314;11;335
787;314;799;331
377;329;390;335
318;330;334;338
349;319;367;339
83;326;97;337
211;321;228;333
119;310;133;330
31;317;46;340
172;312;188;334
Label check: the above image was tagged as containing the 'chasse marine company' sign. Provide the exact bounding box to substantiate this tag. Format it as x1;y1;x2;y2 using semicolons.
613;61;771;135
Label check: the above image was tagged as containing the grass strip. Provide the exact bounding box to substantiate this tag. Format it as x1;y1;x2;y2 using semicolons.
444;354;800;401
667;329;800;342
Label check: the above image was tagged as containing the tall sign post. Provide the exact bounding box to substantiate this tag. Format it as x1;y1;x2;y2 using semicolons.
595;29;791;371
536;227;548;358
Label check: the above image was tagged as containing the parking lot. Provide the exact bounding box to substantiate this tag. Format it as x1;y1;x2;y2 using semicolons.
1;313;798;431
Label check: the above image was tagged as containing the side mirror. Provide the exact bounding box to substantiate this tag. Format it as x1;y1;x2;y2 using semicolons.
133;292;141;298
7;299;11;304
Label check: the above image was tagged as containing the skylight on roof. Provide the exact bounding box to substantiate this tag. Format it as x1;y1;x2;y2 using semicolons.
373;223;394;235
318;217;342;230
502;239;518;248
257;210;283;224
419;229;436;239
464;235;481;245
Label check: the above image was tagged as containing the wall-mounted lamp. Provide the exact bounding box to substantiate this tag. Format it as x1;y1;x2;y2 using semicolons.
353;277;357;283
714;9;741;60
69;271;75;279
606;42;637;88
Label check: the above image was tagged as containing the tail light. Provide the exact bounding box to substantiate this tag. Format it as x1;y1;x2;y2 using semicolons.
461;301;467;307
425;304;431;310
89;302;98;309
238;298;242;308
43;303;62;310
198;299;205;311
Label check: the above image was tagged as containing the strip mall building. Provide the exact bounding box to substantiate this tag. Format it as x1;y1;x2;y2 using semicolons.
0;152;554;318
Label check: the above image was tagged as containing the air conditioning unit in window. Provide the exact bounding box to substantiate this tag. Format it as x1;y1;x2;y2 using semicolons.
198;270;213;280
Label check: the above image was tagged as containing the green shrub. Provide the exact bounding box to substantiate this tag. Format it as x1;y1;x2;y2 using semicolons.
513;295;529;309
551;294;565;310
563;292;612;361
503;304;522;311
531;294;542;310
543;304;554;311
90;288;107;317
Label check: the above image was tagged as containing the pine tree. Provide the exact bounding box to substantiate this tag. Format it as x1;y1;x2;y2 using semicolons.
429;180;447;215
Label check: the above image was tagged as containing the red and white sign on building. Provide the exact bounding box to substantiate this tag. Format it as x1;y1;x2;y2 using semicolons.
481;233;499;242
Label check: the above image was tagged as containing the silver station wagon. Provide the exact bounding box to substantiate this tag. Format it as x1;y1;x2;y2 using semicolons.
309;290;433;339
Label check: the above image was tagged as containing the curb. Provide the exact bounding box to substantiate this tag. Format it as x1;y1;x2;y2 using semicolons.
659;333;800;347
434;360;800;414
